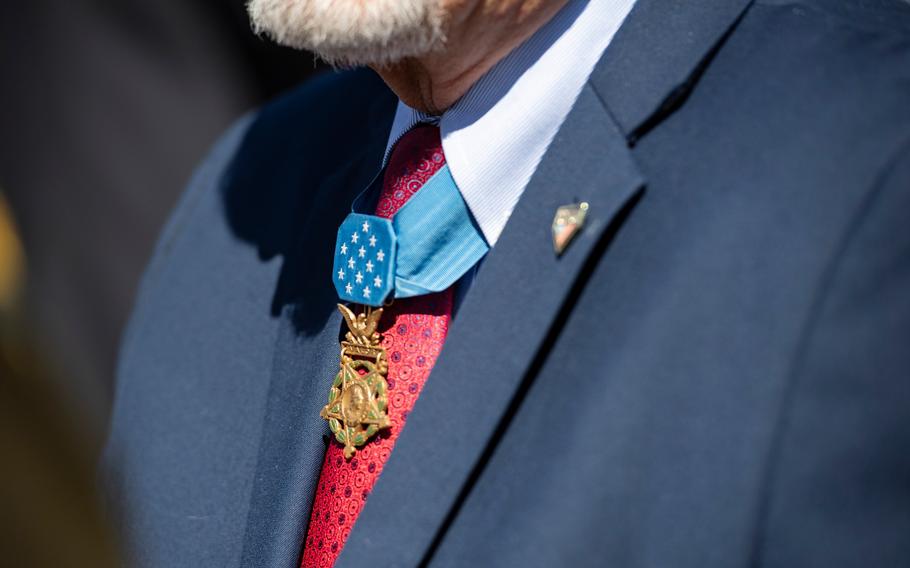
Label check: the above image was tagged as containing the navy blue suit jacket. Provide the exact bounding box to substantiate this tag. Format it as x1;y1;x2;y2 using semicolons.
102;1;910;566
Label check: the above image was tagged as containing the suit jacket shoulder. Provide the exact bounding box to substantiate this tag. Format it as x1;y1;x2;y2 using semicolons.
757;0;910;37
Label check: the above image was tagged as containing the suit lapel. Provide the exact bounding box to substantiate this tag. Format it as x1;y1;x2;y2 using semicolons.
338;1;756;566
240;94;395;568
337;84;644;567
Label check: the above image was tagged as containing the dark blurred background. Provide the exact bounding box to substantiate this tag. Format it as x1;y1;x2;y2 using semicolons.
0;1;324;564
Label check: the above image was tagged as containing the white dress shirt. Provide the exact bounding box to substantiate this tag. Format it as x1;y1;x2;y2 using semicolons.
384;0;637;247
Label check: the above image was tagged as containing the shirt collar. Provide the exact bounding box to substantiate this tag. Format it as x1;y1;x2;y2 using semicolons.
384;0;637;246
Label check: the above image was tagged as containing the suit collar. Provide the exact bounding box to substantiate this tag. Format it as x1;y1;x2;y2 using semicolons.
589;0;753;144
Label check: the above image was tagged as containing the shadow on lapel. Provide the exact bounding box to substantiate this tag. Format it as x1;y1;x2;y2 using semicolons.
223;73;400;567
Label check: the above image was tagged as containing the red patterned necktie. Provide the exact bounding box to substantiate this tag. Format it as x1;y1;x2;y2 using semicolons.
300;125;454;568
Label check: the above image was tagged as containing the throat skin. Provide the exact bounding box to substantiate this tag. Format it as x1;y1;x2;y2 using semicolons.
371;0;569;114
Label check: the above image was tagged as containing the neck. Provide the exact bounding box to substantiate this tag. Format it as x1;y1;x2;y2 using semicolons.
371;0;568;114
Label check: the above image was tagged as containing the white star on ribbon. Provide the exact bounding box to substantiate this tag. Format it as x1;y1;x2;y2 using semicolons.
358;246;366;258
369;235;377;247
340;243;348;255
363;286;371;298
351;232;359;244
337;268;345;280
376;250;385;262
345;283;353;294
373;276;382;288
347;257;355;269
362;220;370;233
355;271;363;284
365;260;374;273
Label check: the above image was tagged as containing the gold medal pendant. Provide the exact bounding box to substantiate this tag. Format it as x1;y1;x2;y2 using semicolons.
320;304;391;458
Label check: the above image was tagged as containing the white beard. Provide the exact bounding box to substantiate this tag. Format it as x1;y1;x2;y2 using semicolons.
247;0;448;67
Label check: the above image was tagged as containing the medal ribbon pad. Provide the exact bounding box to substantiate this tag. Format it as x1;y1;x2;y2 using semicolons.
332;214;397;307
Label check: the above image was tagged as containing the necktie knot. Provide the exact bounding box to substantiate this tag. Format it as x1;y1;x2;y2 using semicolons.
376;124;446;219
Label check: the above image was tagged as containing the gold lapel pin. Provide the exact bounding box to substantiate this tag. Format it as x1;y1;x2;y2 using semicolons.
552;202;588;256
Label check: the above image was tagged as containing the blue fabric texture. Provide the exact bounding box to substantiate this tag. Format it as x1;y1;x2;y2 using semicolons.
101;1;910;567
391;165;488;298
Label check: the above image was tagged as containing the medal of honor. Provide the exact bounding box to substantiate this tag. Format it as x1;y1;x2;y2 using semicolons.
322;165;489;458
322;213;397;458
320;304;391;458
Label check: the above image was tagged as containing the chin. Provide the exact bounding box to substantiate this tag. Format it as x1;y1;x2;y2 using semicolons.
247;0;448;67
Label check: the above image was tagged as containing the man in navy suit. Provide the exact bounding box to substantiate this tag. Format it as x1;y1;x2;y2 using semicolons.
102;0;910;566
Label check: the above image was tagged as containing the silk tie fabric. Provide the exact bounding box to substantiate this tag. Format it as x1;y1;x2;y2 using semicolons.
301;125;455;568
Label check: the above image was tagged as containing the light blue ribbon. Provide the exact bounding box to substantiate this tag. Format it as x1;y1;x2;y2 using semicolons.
333;164;488;306
391;165;489;296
